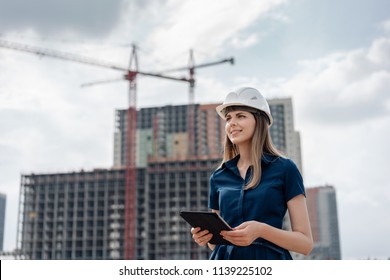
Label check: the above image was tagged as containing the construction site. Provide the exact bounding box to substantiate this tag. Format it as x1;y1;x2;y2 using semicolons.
1;39;303;259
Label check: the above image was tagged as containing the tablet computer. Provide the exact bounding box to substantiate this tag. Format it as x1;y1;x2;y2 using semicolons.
179;211;232;245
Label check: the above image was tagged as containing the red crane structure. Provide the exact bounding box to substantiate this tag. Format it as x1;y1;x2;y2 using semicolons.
155;49;234;155
0;39;234;259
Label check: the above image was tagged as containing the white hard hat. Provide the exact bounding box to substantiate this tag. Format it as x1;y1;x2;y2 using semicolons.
216;87;273;125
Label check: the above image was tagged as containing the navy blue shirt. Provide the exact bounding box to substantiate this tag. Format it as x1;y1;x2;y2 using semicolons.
208;154;305;260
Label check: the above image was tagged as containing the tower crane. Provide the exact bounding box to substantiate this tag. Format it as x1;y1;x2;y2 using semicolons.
0;38;234;259
156;49;234;155
81;48;234;156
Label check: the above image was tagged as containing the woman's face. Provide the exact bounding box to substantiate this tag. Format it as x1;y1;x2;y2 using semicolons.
225;110;256;146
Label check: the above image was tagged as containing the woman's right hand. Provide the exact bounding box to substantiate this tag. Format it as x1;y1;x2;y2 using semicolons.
191;227;213;247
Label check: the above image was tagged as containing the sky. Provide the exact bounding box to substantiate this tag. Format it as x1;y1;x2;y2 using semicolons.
0;0;389;259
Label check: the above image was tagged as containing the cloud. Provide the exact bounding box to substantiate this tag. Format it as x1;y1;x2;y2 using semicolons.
258;29;390;258
230;33;260;49
0;0;125;37
143;0;288;64
276;36;390;125
379;18;390;34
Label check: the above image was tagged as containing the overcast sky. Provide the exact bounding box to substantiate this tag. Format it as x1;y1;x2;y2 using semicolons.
0;0;389;259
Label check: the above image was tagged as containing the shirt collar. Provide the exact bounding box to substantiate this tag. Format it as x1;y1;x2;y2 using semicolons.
222;154;240;170
261;153;277;165
222;153;276;170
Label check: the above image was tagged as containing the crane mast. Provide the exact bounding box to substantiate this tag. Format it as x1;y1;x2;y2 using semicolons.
158;50;234;156
125;44;138;259
188;50;196;156
0;38;234;259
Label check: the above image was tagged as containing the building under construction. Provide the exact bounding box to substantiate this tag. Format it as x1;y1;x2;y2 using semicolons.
114;100;302;171
18;98;302;260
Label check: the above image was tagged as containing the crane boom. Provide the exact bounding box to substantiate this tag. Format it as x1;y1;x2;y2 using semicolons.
0;39;190;83
156;57;234;73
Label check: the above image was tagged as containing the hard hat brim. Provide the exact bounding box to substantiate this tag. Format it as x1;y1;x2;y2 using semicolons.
216;103;273;126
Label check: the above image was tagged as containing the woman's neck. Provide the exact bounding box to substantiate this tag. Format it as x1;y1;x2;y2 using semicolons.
237;144;252;167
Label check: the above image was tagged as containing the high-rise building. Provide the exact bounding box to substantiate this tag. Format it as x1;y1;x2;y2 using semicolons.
114;100;302;171
304;186;341;259
18;169;126;259
18;99;303;259
0;193;6;251
114;104;225;168
17;161;218;260
268;98;302;173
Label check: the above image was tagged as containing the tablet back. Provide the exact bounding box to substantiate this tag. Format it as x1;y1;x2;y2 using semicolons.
179;211;232;245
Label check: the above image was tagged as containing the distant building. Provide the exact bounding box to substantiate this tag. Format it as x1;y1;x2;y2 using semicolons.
304;186;342;259
18;169;126;259
17;160;218;260
0;249;26;260
114;100;302;172
268;98;302;174
0;193;6;251
18;99;303;259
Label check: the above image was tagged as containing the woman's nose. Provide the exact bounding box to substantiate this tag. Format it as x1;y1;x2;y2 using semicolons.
230;118;237;126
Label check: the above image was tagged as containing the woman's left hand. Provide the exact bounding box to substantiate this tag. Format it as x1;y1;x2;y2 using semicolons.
220;221;263;246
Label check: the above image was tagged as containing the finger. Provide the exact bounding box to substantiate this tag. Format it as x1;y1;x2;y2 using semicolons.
191;227;201;234
194;229;209;238
221;230;244;237
221;235;236;245
192;230;210;242
222;236;248;246
200;233;213;245
233;223;248;230
196;233;213;246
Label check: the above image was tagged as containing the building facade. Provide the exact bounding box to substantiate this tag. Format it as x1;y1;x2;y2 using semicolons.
304;186;341;259
138;157;219;259
18;159;219;260
18;99;303;259
18;169;126;259
114;100;302;172
268;98;302;173
114;104;225;168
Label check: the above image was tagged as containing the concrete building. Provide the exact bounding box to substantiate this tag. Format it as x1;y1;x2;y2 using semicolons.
17;160;219;260
305;186;341;259
18;169;126;259
139;157;219;259
0;249;27;260
18;99;303;259
114;104;225;168
268;98;302;173
114;100;302;171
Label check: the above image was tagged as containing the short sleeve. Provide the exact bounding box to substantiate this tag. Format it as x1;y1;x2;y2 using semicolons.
208;173;219;210
283;159;305;202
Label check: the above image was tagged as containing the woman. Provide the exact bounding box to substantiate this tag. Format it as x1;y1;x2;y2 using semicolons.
191;87;313;259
